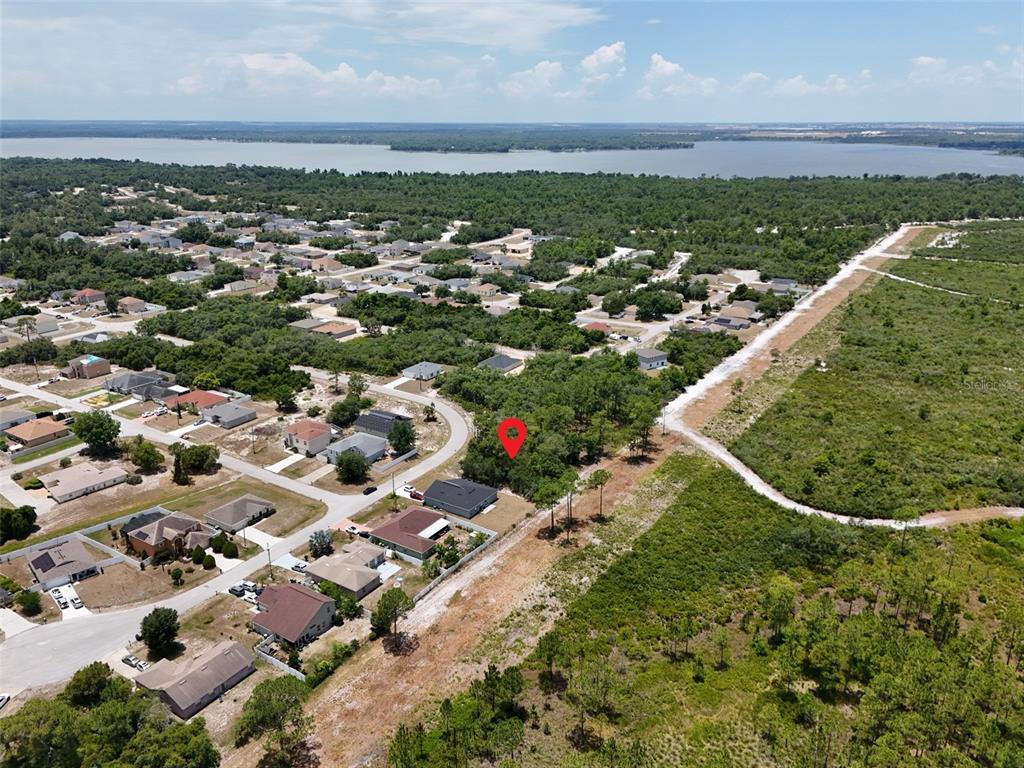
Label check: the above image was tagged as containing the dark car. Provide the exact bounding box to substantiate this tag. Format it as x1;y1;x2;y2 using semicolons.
410;491;424;500
228;585;246;597
362;486;378;495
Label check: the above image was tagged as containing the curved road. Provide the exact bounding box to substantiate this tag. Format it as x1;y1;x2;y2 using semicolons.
0;372;472;695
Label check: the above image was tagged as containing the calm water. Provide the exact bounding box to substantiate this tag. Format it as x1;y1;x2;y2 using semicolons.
2;137;1023;177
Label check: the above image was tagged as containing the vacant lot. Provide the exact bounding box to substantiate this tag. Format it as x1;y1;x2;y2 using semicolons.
731;229;1024;518
889;257;1024;303
73;560;220;610
914;219;1024;264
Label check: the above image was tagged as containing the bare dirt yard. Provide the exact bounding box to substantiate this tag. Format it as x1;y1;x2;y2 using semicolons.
217;433;688;768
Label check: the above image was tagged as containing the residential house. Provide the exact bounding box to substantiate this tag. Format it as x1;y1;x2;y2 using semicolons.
423;478;498;519
39;462;128;504
583;322;610;335
27;539;99;590
105;370;171;396
5;418;70;448
117;296;148;314
305;540;385;600
477;354;523;374
353;410;411;439
309;320;358;340
64;354;111;379
769;278;800;295
72;288;106;307
322;432;389;464
253;583;335;647
135;641;255;719
167;270;206;284
224;279;258;293
288;318;325;333
370;507;449;562
469;283;498;298
201;401;258;429
709;316;752;331
284;420;333;456
635;348;669;371
311;257;343;273
234;235;256;250
3;314;60;336
58;231;82;242
401;361;443;381
206;495;274;533
122;508;215;558
164;390;229;411
0;407;33;432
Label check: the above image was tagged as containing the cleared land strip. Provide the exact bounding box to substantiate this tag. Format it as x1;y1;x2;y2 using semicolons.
665;221;1024;531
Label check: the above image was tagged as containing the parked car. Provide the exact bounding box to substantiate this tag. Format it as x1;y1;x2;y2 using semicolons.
291;562;307;572
122;655;141;668
362;486;378;495
71;597;83;609
0;395;7;402
410;491;424;500
402;484;415;493
345;524;359;536
240;581;257;591
50;588;62;598
0;694;10;711
136;661;151;671
57;598;69;609
228;585;246;597
243;593;258;605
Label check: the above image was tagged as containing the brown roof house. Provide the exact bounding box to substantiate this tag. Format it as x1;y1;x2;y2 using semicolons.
27;538;99;590
253;583;335;646
5;418;70;448
206;495;274;533
135;641;255;719
122;508;215;559
283;419;333;456
305;540;385;600
117;296;148;314
164;390;229;411
72;288;106;306
63;353;111;380
309;320;358;340
370;507;449;562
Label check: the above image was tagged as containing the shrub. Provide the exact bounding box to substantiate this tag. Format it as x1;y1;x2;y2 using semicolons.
59;457;72;468
126;474;142;485
22;478;43;490
16;590;41;616
191;545;205;565
221;540;239;559
210;533;227;553
202;554;215;570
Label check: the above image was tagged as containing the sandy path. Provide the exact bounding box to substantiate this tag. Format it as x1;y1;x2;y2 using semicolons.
670;225;927;431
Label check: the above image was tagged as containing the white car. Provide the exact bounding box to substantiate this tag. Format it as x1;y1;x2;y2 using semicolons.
402;484;415;493
136;661;152;671
0;694;10;711
71;597;84;609
243;593;258;605
345;524;360;536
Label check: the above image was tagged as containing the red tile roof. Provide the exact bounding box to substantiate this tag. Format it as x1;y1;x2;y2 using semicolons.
284;419;331;440
584;322;610;334
164;390;229;410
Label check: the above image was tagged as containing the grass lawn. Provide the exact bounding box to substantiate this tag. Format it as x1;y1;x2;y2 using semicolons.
730;228;1024;519
11;435;82;464
165;477;326;537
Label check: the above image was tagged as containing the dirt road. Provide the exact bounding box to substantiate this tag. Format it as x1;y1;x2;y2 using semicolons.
223;436;684;768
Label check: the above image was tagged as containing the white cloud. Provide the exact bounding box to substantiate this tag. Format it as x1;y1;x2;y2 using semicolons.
732;71;769;93
771;70;872;97
977;24;1001;36
647;18;662;25
500;60;563;98
639;53;719;98
581;41;625;78
293;0;603;51
178;52;440;99
909;50;1023;90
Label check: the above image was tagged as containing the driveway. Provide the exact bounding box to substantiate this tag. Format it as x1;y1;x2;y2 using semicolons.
0;607;37;639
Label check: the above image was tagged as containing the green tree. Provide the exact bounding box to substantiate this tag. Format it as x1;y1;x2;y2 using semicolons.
234;675;310;746
388;419;416;455
309;529;334;558
763;575;797;642
191;371;220;390
72;410;121;454
61;661;128;708
0;698;81;768
202;554;215;570
130;439;164;473
221;540;238;559
586;468;612;520
170;567;184;586
0;504;37;544
371;587;415;636
16;590;41;616
172;450;189;485
139;606;179;657
191;545;206;565
335;450;370;483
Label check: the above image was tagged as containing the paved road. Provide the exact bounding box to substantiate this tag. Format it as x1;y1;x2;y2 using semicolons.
0;372;471;695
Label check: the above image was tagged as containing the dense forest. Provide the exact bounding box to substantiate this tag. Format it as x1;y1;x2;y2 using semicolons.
3;121;1022;152
388;456;1024;768
3;159;1023;284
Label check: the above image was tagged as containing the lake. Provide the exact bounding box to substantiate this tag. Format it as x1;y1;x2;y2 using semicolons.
2;137;1023;178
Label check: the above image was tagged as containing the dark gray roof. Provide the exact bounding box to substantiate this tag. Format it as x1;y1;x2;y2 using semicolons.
424;478;498;512
353;409;410;435
478;354;522;373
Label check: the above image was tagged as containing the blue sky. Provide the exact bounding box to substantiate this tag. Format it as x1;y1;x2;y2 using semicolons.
1;1;1021;122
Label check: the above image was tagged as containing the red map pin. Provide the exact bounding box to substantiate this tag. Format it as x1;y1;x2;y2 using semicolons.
497;417;527;459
